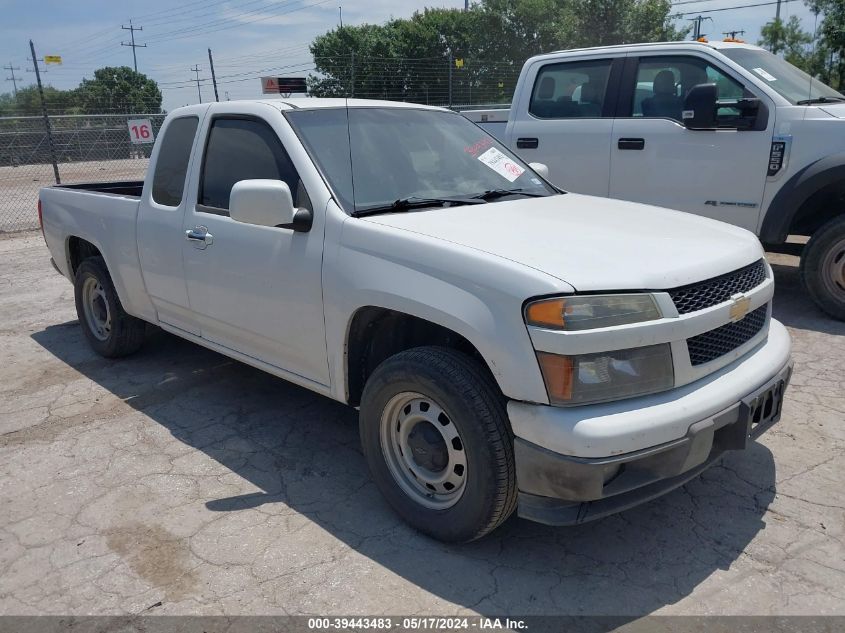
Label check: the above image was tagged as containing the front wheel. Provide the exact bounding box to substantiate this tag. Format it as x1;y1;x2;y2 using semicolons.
801;215;845;321
359;347;517;542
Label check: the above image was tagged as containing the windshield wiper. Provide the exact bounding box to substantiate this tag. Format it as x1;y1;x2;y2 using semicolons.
351;195;484;218
796;96;845;105
470;188;550;201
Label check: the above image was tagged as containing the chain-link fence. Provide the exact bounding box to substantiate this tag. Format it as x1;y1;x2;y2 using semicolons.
0;112;165;232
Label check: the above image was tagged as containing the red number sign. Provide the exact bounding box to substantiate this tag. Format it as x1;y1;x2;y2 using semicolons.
127;118;155;144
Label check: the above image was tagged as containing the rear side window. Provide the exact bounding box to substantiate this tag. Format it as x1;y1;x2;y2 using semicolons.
151;116;198;207
529;59;613;119
198;117;310;214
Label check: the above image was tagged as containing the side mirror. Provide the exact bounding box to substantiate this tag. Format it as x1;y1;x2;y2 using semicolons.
229;179;312;231
682;83;718;130
529;162;550;179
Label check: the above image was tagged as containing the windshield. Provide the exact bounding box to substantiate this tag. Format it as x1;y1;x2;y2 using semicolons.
722;48;844;105
285;107;556;213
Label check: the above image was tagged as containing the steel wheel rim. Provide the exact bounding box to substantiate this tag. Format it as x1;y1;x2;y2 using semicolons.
82;276;111;341
379;392;467;509
821;237;845;301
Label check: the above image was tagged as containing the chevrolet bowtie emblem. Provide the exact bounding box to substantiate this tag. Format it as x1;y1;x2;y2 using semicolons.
729;294;751;322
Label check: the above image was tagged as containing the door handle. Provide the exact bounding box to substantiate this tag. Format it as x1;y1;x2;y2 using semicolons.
185;226;214;249
516;137;539;149
618;138;645;150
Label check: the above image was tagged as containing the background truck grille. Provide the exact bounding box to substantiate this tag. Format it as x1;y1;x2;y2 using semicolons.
669;259;767;314
687;305;768;366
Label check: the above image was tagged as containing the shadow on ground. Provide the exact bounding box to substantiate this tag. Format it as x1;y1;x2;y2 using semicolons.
30;302;785;616
769;261;845;336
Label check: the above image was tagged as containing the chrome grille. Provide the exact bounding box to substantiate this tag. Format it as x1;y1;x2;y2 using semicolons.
687;305;768;366
669;259;767;315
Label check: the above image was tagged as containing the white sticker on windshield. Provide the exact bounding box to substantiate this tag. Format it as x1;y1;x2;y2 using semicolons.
477;147;525;182
752;67;777;82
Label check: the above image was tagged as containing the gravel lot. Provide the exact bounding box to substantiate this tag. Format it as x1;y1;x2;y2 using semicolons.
1;231;843;616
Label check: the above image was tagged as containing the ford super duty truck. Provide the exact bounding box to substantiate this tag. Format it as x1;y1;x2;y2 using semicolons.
463;40;845;321
39;99;792;541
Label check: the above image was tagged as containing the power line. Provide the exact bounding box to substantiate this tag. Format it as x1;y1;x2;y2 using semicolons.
3;63;21;97
674;0;800;17
121;20;147;73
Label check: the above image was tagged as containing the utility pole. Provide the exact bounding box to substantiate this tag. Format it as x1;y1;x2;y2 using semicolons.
191;65;203;103
208;48;219;102
723;30;746;40
350;51;355;97
448;49;453;108
772;0;783;51
29;40;60;184
3;63;20;97
339;6;343;28
689;15;712;40
121;20;146;73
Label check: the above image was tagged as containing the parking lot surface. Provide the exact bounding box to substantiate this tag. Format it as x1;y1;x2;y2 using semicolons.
1;231;844;616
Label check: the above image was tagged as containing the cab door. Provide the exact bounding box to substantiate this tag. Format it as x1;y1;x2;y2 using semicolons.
608;53;775;231
137;110;207;335
180;105;329;387
507;55;624;196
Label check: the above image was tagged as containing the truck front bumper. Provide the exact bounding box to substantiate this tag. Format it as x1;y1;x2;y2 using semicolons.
509;319;793;526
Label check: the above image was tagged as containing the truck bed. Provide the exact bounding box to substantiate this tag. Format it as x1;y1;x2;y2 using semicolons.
55;181;144;198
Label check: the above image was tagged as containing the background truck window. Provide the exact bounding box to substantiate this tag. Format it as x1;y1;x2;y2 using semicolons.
632;56;745;121
151;116;199;207
198;117;311;215
529;59;613;119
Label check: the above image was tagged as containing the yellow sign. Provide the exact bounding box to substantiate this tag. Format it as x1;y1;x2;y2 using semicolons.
455;58;464;68
44;55;62;65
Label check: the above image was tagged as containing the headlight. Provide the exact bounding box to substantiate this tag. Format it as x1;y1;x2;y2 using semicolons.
537;344;674;405
525;294;661;330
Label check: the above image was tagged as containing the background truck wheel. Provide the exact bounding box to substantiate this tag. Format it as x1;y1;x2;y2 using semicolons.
359;346;517;542
74;256;146;357
801;215;845;321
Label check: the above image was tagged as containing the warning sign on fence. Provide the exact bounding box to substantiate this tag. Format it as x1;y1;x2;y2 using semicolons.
127;118;155;144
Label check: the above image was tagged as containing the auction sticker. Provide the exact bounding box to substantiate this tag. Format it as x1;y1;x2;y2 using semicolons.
477;147;524;182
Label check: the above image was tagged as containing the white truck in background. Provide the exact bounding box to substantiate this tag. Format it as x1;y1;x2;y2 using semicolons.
39;98;792;541
464;40;845;320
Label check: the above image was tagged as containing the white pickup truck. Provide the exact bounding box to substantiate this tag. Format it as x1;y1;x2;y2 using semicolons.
39;99;792;541
464;40;845;320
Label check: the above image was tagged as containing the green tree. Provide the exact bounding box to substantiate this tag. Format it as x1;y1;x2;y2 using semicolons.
807;0;845;89
75;66;162;113
308;0;687;103
758;16;813;67
0;85;79;116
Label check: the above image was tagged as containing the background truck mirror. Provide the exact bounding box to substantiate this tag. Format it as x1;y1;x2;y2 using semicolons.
682;83;718;130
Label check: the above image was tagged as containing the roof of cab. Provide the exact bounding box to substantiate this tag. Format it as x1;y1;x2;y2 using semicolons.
534;39;763;59
222;98;449;112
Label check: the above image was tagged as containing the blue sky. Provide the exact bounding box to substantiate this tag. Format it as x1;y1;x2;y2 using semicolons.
1;0;820;111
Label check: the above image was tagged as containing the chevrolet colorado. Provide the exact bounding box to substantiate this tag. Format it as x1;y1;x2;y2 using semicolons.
39;99;792;541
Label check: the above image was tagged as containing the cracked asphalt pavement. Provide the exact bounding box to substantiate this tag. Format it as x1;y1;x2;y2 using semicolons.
1;231;843;616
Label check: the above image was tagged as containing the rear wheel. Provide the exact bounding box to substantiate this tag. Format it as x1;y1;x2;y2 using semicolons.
801;215;845;321
74;257;146;357
359;347;516;542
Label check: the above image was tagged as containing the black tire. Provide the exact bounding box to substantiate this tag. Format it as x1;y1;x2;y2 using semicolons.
800;215;845;321
74;256;146;357
359;346;517;542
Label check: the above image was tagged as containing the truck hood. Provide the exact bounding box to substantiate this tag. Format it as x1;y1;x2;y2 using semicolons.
362;193;763;291
819;104;845;118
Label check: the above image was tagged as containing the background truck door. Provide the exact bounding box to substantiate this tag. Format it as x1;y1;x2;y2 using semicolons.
137;112;205;335
181;111;329;387
507;56;623;196
608;54;774;231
